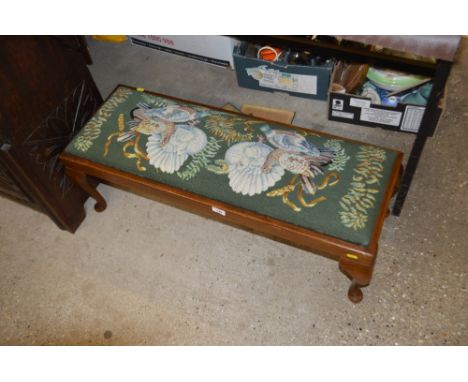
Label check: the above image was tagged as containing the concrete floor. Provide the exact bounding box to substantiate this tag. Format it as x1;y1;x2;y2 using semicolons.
0;38;467;345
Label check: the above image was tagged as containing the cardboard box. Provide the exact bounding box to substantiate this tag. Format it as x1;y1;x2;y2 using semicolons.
129;35;238;68
328;63;442;134
233;42;333;100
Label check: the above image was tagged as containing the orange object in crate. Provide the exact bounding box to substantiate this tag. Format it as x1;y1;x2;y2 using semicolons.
257;46;282;62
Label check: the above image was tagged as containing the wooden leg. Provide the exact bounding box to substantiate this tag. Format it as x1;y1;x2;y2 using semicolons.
339;255;373;304
348;280;364;303
65;167;107;212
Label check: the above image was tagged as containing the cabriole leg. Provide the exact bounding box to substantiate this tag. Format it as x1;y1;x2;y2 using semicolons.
65;167;107;212
339;255;374;304
348;280;364;303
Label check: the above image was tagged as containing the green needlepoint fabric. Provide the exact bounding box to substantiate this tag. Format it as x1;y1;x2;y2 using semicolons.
65;86;400;247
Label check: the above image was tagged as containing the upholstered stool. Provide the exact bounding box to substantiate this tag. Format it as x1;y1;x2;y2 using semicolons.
61;85;403;302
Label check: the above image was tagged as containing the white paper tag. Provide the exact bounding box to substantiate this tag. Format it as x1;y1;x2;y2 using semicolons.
350;98;371;109
400;105;425;133
360;107;402;127
289;73;317;95
332;110;354;119
247;66;317;95
211;206;226;216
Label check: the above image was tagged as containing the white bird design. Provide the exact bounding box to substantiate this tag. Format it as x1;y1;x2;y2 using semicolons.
118;103;205;144
132;103;204;123
146;125;207;174
260;124;335;161
225;142;285;196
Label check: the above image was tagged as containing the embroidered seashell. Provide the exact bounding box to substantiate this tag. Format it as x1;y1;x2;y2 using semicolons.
146;125;207;174
225;142;284;196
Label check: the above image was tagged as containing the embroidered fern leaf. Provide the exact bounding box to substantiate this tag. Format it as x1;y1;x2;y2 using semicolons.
339;144;387;231
74;87;132;152
324;140;350;172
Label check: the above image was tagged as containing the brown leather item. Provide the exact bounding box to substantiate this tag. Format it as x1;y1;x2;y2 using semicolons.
338;35;461;62
332;61;369;93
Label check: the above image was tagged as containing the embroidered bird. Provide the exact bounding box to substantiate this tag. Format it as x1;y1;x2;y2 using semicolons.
262;149;332;194
260;125;335;161
132;103;205;124
118;103;205;144
117;117;175;143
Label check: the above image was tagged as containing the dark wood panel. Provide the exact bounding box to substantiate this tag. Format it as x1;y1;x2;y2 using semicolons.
0;36;93;144
0;162;31;203
0;36;102;232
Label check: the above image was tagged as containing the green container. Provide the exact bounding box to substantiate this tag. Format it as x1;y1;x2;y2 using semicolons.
233;42;332;100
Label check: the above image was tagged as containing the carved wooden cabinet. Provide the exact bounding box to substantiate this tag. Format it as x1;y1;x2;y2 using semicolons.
0;36;103;232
